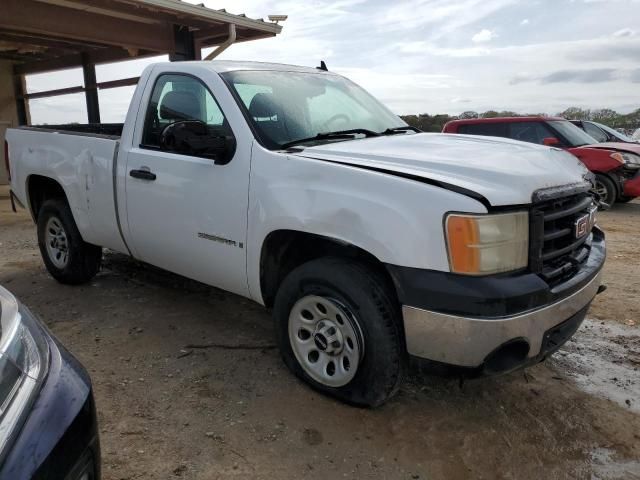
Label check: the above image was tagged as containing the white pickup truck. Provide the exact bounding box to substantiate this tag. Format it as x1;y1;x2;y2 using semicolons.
5;61;605;406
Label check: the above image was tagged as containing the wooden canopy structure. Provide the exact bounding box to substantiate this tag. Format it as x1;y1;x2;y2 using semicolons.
0;0;284;126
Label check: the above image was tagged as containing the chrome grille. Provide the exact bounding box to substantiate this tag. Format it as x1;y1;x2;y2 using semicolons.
530;193;596;285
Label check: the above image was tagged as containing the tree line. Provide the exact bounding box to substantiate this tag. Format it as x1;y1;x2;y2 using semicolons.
400;108;640;133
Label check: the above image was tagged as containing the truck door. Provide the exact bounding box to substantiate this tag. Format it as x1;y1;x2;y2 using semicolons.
123;72;250;297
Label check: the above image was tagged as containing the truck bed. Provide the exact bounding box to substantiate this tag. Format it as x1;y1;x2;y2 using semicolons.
25;123;124;138
7;125;128;254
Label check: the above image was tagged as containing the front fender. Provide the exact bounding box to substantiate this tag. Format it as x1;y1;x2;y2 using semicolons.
569;147;622;173
246;148;486;303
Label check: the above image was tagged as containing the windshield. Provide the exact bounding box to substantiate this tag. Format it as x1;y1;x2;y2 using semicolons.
221;70;406;149
548;120;599;147
593;122;636;142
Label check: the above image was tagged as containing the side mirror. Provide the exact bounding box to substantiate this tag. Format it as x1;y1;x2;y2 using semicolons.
160;120;236;165
543;137;561;147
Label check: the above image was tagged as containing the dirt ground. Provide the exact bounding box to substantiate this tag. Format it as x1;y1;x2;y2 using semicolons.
1;186;639;480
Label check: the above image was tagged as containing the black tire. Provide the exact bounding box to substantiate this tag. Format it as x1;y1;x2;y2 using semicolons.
618;196;636;203
37;199;102;284
273;257;407;407
594;174;617;208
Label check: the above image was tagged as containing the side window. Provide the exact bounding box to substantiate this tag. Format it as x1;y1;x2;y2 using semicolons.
583;123;608;143
141;74;232;150
458;123;508;137
508;122;554;145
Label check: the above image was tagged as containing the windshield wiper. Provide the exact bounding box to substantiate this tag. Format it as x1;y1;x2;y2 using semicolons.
381;126;421;135
281;128;381;149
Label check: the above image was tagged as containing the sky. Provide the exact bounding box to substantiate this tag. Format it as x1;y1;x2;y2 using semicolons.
26;0;640;124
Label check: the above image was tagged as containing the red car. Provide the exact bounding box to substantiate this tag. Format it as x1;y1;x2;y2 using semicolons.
442;116;640;205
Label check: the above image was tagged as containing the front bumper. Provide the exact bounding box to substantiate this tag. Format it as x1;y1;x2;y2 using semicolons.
402;269;601;369
622;169;640;197
388;229;605;373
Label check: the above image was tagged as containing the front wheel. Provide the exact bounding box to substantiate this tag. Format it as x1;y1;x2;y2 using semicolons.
37;199;102;284
594;174;618;208
274;257;407;407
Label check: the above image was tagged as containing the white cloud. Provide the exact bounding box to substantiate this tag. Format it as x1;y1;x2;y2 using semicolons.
24;0;640;123
471;29;496;43
397;41;490;57
613;28;636;37
372;0;517;40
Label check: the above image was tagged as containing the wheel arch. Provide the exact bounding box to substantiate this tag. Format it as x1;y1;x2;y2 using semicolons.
259;229;399;310
594;171;622;201
26;174;69;222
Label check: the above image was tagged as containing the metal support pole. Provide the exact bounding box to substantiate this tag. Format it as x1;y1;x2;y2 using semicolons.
82;53;100;124
170;25;197;61
12;72;29;126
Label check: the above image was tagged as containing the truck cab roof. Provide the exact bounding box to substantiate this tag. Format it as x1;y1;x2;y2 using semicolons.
149;60;337;75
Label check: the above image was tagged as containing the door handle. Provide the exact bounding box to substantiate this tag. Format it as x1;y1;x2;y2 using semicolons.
129;167;156;181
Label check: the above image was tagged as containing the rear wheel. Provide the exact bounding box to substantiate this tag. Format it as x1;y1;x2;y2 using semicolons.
594;174;617;208
37;199;102;284
274;257;406;407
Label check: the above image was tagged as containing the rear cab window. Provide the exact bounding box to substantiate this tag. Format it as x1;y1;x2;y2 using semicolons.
458;122;508;137
507;121;555;145
458;121;561;146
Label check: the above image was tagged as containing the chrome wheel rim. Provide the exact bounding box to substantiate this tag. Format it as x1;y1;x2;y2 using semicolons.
288;295;364;387
45;216;69;268
595;181;608;200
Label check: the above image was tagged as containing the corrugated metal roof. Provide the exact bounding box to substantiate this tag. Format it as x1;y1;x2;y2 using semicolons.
131;0;282;33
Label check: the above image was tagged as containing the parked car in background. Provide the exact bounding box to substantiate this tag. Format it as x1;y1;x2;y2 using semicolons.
443;116;640;205
6;61;605;407
570;120;639;144
0;285;100;480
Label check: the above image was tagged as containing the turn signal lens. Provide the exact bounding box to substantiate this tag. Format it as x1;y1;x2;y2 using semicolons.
610;152;625;164
445;211;529;275
611;151;640;168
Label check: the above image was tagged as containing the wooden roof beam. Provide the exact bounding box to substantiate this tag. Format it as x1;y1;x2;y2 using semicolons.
2;0;174;53
0;31;94;53
0;29;109;50
14;47;157;75
36;0;220;30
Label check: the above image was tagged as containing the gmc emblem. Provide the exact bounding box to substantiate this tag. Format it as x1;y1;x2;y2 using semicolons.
574;213;590;238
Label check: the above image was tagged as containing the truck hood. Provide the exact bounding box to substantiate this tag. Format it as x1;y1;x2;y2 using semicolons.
292;133;589;207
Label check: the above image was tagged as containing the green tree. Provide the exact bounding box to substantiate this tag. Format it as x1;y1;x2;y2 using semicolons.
558;107;591;120
459;111;479;119
402;107;640;133
497;111;521;117
591;108;619;126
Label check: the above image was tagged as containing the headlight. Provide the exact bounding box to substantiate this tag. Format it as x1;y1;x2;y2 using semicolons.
611;152;640;168
445;211;529;275
0;286;49;461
